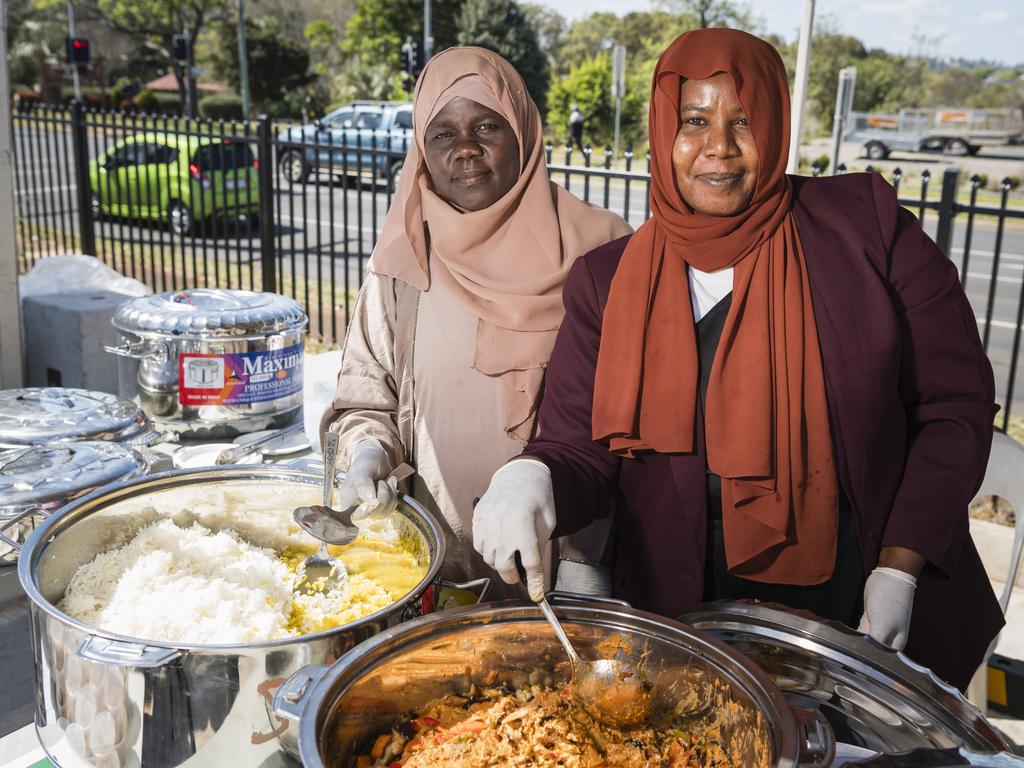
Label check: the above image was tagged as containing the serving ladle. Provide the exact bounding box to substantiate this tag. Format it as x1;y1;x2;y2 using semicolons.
534;594;654;729
292;432;356;593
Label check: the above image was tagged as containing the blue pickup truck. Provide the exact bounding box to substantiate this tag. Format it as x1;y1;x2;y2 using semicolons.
275;101;413;191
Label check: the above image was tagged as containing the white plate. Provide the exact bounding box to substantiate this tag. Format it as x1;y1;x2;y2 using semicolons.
172;442;264;470
232;429;311;457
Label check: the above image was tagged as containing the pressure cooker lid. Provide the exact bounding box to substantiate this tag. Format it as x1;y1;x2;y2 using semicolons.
679;601;1010;757
0;441;147;507
112;289;308;337
0;388;157;447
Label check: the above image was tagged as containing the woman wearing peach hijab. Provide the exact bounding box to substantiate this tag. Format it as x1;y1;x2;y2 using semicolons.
473;28;1002;688
320;47;631;598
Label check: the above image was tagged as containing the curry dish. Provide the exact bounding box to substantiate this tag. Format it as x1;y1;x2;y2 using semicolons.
350;681;771;768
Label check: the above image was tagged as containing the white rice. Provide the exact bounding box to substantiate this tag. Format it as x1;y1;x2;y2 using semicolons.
60;519;301;644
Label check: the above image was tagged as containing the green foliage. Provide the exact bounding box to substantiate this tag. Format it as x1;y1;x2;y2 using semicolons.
335;56;407;103
1007;177;1022;191
110;77;141;109
199;95;244;120
547;53;644;150
59;85;110;108
211;18;314;116
341;0;462;69
305;19;342;79
130;88;180;114
813;154;830;173
456;0;550;115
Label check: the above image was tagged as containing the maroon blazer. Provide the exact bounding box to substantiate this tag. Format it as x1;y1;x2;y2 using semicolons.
524;173;1003;690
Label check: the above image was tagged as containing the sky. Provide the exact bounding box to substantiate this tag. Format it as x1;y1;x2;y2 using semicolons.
537;0;1023;67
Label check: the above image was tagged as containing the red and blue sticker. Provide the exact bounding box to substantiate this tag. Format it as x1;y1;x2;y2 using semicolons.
178;343;303;406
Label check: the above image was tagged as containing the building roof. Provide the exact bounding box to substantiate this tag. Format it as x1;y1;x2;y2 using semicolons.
144;73;231;94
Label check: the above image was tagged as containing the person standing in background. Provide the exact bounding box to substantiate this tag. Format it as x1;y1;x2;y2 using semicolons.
569;104;585;153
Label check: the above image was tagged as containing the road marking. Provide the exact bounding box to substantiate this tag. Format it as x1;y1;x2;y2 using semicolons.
976;317;1024;331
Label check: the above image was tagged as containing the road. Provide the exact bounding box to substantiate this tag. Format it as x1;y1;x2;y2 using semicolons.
12;123;1024;418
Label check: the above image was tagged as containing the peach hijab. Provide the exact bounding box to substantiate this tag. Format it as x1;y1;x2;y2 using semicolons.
371;47;630;443
591;29;839;585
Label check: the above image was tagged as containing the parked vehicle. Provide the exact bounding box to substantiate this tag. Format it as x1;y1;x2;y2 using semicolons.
88;133;260;236
275;101;413;191
844;107;1024;160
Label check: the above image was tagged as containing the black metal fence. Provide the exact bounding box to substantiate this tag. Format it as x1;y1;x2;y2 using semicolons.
11;104;1024;426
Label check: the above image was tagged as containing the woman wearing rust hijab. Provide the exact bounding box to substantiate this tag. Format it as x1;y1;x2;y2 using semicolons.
472;28;1002;688
321;47;630;599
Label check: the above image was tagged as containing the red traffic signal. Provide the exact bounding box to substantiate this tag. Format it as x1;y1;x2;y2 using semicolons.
65;37;91;66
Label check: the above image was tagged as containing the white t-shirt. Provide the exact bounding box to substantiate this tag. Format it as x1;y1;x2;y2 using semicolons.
688;266;734;321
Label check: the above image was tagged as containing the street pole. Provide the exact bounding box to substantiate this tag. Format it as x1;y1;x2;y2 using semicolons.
787;0;815;174
237;0;251;121
611;44;626;160
0;0;26;387
423;0;433;62
66;0;82;103
830;67;856;176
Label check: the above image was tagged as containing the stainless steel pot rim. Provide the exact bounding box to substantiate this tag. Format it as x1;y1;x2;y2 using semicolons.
17;465;446;651
293;596;800;760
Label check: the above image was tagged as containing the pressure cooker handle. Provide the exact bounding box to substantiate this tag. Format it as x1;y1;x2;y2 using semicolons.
0;505;47;554
104;339;168;361
791;706;836;768
272;664;330;722
77;636;183;668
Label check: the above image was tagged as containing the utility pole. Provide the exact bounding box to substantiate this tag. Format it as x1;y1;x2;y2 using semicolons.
788;0;815;174
237;0;251;121
0;0;26;387
66;1;82;103
423;0;433;63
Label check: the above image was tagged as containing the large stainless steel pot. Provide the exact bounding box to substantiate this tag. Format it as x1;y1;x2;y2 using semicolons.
15;466;446;768
274;595;841;768
107;289;308;438
680;602;1019;765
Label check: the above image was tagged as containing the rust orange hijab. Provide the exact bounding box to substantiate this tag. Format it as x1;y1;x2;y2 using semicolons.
591;29;838;585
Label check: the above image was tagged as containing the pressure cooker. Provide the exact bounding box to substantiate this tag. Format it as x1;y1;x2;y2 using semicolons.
107;288;308;438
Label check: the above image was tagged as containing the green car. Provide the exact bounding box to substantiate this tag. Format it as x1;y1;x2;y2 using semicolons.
88;133;260;236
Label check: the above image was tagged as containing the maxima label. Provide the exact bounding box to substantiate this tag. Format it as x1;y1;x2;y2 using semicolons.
178;344;303;406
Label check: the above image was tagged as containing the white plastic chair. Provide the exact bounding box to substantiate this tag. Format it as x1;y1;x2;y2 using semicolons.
966;431;1024;706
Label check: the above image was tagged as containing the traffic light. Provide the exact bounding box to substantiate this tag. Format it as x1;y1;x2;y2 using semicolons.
65;37;90;67
172;34;188;62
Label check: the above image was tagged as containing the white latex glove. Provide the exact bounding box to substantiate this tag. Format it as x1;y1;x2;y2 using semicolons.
335;439;397;521
554;560;613;597
857;566;917;650
472;459;557;600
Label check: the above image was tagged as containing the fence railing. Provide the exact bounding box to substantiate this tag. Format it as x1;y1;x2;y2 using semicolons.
10;104;1024;426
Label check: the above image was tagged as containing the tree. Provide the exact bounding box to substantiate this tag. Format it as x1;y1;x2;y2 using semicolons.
547;53;644;150
655;0;753;30
520;3;567;68
211;17;315;115
456;0;549;115
341;0;462;69
37;0;233;112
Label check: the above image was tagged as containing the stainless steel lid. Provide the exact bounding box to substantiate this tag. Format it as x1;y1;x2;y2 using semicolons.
0;442;147;508
0;388;157;447
112;289;308;338
679;601;1011;756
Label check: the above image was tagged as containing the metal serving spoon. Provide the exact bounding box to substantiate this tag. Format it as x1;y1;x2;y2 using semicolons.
534;594;654;729
292;432;355;593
